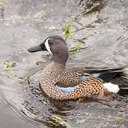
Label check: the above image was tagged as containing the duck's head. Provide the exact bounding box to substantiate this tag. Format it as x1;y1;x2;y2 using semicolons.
28;35;69;65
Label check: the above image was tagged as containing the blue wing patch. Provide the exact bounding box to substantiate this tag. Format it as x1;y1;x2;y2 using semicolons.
56;85;78;93
57;73;100;93
80;73;100;80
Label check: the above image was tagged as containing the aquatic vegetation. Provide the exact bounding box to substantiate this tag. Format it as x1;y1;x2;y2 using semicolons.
68;41;87;53
76;118;86;124
34;10;45;19
5;61;11;68
76;42;83;50
62;24;87;52
35;61;40;65
4;61;16;68
51;115;70;127
35;61;43;66
25;76;30;84
68;47;77;52
62;24;73;39
77;98;84;103
123;26;128;32
17;76;30;84
18;76;30;84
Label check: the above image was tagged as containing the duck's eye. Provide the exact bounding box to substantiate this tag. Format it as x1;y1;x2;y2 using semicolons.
48;39;53;45
40;43;46;50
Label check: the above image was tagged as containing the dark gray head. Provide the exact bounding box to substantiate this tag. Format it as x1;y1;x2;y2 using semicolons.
28;35;69;65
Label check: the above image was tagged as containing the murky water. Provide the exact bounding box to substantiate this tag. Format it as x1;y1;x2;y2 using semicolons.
0;0;128;128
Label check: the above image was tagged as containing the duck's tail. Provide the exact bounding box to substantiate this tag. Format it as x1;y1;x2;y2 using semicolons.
82;66;125;83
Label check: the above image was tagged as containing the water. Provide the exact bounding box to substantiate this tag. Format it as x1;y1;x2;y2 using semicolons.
0;0;128;128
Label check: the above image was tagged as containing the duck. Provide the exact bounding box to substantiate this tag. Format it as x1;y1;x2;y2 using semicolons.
28;35;125;101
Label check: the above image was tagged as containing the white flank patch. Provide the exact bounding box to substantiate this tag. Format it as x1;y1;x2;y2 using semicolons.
103;82;120;93
44;39;53;55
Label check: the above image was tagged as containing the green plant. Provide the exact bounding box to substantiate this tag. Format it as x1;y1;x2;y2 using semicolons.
68;48;77;52
34;10;45;19
76;42;83;50
62;24;73;39
35;61;40;65
25;76;30;84
51;115;70;127
62;24;88;52
68;40;87;53
5;61;16;68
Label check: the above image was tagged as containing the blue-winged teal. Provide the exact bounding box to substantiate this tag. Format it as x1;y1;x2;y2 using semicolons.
28;35;124;100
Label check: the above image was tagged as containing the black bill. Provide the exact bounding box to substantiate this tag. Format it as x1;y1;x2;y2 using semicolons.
28;45;42;52
28;41;47;53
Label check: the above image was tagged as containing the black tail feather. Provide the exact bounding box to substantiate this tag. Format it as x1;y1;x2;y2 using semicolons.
82;66;125;74
83;66;125;83
68;66;125;83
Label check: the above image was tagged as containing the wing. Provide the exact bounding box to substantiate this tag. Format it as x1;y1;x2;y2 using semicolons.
57;70;91;87
57;66;124;87
58;77;104;100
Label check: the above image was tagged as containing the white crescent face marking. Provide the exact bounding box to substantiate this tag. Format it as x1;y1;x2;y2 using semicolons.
44;39;53;55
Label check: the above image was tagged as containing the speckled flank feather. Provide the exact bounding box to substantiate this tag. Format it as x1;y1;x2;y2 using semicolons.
39;62;109;100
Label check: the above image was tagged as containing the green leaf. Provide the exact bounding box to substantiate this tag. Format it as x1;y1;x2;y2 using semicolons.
11;62;16;67
51;115;70;127
35;61;40;65
77;98;84;102
5;61;11;68
5;61;16;68
34;10;45;19
25;76;30;81
76;42;82;50
68;48;76;52
51;115;62;121
25;76;30;84
65;24;71;30
62;24;73;39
